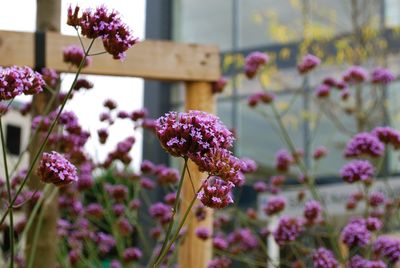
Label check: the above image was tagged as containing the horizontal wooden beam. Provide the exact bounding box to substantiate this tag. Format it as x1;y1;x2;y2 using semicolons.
0;30;221;82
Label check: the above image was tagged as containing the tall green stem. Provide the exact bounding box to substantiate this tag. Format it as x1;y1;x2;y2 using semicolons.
0;117;14;268
153;158;188;267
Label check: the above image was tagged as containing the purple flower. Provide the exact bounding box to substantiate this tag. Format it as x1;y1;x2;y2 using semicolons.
297;54;321;74
131;108;148;121
96;232;116;254
192;148;244;185
155;166;179;184
149;202;172;224
164;192;176;205
240;158;257;173
213;236;228;250
253;181;268;193
340;160;374;183
123;247;142;262
273;216;304;246
304;200;322;222
156;110;234;158
140;159;155;173
248;91;275;107
343;66;368;83
312;247;339;268
227;228;258;251
315;84;330;98
103;99;117;110
263;196;286;216
195;227;211;240
37;151;78;186
347;255;386;268
86;203;104;218
368;191;385;207
110;260;122;268
73;78;93;91
208;257;231;268
373;236;400;264
341;218;371;248
344;133;384;158
41;68;59;88
275;149;293;172
198;176;234;209
244;51;269;78
313;146;328;160
97;128;109;144
0;66;45;100
372;126;400;149
117;218;133;236
213;77;228;94
67;5;138;60
140;177;155;190
371;67;395;84
63;45;92;68
366;217;382;231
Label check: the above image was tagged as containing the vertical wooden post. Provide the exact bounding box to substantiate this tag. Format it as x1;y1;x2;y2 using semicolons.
25;1;61;267
178;82;215;268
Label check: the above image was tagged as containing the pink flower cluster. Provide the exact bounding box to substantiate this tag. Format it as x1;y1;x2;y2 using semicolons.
244;51;269;78
67;5;138;60
63;45;93;68
38;151;78;186
297;54;321;74
0;66;45;101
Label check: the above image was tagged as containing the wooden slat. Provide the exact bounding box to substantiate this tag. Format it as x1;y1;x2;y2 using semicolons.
179;82;214;268
0;31;35;67
0;30;220;81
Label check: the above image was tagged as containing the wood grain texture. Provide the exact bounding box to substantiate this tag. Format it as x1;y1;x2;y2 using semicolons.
178;82;215;268
0;30;220;81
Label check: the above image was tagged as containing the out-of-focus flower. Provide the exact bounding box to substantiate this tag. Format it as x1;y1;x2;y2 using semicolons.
275;149;293;172
263;196;286;216
213;77;228;94
273;216;304;246
341;218;371;248
297;54;320;74
372;126;400;149
244;51;269;78
312;247;339;268
343;66;368;83
347;255;386;268
373;236;400;264
304;200;322;223
371;67;395;84
63;45;92;68
340;160;374;183
248;91;275;107
313;146;328;160
195;227;211;240
315;84;330;98
344;133;384;158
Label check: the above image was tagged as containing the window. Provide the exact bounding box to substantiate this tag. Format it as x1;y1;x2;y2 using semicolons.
6;124;21;156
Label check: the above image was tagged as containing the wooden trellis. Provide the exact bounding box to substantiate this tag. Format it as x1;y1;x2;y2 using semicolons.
0;27;219;268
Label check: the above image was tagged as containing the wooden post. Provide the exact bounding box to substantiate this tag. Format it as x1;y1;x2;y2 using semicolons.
25;1;61;267
178;82;215;268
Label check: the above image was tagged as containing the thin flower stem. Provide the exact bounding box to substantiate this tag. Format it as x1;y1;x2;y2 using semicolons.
185;162;196;194
0;117;14;268
153;158;188;266
27;187;58;268
153;187;200;267
76;28;86;52
0;39;95;226
0;98;15;117
87;51;107;56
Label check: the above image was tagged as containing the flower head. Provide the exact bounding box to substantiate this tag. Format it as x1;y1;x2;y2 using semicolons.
344;133;384;158
244;51;269;78
198;176;234;209
63;45;92;68
312;247;339;268
273;216;304;246
156;110;234;158
67;5;138;60
340;160;374;183
38;151;78;186
304;200;322;222
275;149;293;172
372;127;400;149
297;54;321;74
373;236;400;264
343;66;368;83
195;227;211;240
0;66;45;100
248;91;275;107
341;218;371;248
347;255;386;268
263;196;286;216
371;67;395;84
